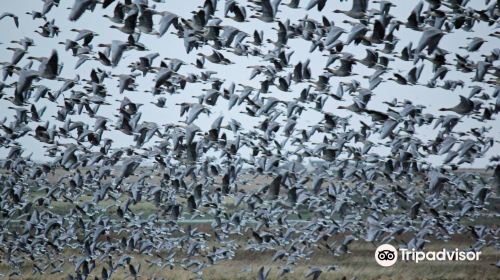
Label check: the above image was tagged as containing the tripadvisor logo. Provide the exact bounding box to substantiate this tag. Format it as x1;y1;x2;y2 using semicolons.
375;244;482;267
375;244;398;267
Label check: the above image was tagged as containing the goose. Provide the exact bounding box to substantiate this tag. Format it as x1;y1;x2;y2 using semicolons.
460;37;487;52
333;0;368;19
110;40;129;67
69;0;95;21
110;9;138;34
34;49;59;79
70;29;98;46
6;47;26;65
103;1;125;23
439;95;474;115
158;11;179;37
415;27;444;55
324;56;357;77
197;50;232;65
0;12;19;27
305;0;327;11
249;0;281;23
225;0;247;22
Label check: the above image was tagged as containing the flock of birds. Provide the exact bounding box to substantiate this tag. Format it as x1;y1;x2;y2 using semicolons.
0;0;500;279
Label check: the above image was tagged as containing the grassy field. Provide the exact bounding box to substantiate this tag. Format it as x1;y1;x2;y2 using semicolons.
1;168;498;279
1;239;498;280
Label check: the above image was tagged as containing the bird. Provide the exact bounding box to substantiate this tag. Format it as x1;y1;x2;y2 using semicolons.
158;11;179;37
0;12;19;27
439;95;475;115
68;0;95;21
110;9;138;34
334;0;368;19
460;37;487;52
249;0;281;23
110;40;129;67
415;27;444;55
0;1;497;279
304;267;322;280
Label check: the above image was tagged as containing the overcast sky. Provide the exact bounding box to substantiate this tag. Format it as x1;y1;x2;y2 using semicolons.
0;0;498;168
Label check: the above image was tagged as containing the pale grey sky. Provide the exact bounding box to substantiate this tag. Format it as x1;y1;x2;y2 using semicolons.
0;0;498;167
